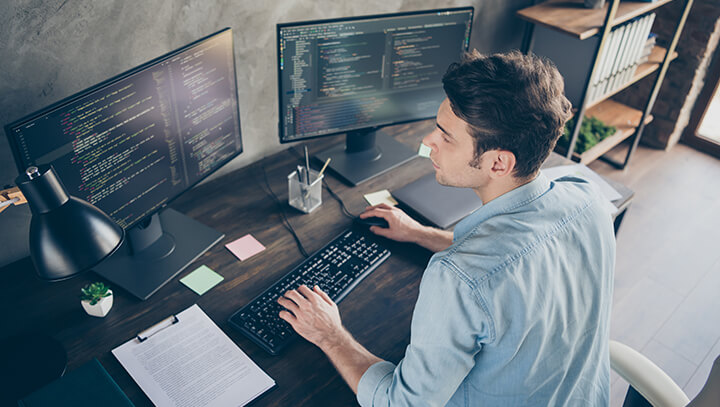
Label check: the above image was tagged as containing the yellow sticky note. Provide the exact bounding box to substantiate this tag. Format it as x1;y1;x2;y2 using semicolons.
180;265;224;295
364;190;398;207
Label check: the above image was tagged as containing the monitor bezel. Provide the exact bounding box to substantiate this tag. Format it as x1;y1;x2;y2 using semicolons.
5;27;243;230
276;6;474;144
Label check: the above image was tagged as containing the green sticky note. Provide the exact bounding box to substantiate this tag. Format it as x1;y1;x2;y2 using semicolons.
418;143;432;158
180;265;224;295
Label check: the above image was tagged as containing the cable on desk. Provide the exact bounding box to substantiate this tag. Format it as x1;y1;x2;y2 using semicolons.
290;145;355;220
256;162;309;258
322;179;355;219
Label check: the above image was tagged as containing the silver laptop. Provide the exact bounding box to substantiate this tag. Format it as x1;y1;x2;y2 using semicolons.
392;173;483;230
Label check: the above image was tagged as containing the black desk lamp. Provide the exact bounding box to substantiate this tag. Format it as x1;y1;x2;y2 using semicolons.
16;165;124;279
0;165;123;403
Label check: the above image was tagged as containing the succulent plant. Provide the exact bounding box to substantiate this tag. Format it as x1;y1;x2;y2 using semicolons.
80;282;111;305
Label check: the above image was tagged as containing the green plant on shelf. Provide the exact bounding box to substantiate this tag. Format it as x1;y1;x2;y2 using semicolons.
558;116;617;154
80;282;111;305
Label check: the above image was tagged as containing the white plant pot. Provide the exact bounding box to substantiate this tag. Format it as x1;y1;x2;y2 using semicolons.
81;290;113;317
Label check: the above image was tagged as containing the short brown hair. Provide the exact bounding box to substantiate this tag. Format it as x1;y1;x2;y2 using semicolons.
442;50;572;179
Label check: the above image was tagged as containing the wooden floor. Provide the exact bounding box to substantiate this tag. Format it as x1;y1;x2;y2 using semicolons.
587;142;720;405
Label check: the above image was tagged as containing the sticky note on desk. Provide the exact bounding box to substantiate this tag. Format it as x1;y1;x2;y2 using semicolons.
226;234;266;261
364;189;398;207
180;265;224;295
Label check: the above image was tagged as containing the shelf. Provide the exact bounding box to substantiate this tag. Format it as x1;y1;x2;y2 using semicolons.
517;0;674;40
587;46;678;109
556;99;654;163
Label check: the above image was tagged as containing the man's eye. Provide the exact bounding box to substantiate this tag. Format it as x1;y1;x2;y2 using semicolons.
442;135;450;143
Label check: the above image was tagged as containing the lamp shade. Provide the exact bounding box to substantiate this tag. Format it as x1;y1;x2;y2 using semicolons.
15;166;123;280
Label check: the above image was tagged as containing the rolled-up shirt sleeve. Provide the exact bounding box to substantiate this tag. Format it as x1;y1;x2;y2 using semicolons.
356;260;491;406
357;361;396;406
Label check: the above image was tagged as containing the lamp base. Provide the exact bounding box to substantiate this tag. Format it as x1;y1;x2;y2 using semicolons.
0;333;67;404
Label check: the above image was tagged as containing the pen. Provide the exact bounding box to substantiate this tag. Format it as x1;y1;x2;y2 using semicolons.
304;146;311;185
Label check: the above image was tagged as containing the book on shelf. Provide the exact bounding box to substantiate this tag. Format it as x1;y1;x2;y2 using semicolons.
586;13;656;104
592;24;621;99
607;22;630;93
637;34;657;65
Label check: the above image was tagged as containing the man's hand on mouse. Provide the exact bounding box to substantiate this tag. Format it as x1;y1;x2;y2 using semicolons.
359;204;424;243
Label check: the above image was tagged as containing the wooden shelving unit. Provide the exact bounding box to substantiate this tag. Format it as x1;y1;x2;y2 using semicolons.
518;0;694;169
517;0;674;39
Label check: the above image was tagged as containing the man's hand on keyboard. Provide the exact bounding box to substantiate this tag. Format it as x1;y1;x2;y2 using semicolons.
278;284;383;393
278;284;347;349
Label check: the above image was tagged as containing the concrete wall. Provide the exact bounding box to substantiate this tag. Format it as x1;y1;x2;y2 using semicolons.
0;0;530;267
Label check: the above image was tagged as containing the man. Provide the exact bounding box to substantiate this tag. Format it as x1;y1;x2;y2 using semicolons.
277;50;616;406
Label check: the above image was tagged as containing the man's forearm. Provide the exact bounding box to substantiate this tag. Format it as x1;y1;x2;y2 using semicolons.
320;328;383;394
413;225;454;252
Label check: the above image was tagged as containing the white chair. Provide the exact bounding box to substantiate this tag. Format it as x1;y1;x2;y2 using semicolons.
610;340;720;407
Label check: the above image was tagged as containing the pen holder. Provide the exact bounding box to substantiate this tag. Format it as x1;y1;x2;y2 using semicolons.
288;169;323;213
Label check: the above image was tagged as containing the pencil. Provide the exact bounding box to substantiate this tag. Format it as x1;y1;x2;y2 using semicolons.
318;157;331;178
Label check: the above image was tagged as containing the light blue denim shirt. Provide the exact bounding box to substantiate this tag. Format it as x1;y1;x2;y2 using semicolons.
357;173;616;406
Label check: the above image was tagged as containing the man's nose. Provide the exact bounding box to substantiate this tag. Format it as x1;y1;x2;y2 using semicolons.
422;130;440;151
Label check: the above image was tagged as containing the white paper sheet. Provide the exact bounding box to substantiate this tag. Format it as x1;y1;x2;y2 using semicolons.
112;304;274;407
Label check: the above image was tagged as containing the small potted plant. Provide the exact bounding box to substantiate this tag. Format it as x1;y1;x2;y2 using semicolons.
80;282;113;317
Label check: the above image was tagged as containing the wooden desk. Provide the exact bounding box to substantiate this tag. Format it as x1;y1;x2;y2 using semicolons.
0;119;633;406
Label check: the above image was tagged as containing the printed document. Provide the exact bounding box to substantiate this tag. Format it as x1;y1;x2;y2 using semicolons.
112;304;274;407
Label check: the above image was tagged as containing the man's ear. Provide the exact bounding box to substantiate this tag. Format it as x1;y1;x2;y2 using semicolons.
488;150;516;179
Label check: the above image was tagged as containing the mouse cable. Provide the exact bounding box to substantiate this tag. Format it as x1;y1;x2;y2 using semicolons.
289;145;355;220
321;179;356;219
256;162;309;258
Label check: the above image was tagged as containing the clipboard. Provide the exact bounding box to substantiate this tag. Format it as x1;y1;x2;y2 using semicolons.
112;304;275;407
135;314;179;342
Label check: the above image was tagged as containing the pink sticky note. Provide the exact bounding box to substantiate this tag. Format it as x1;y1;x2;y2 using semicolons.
226;234;266;261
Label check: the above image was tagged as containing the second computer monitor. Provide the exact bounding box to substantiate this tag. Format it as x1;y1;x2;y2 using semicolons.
278;8;474;185
6;28;242;299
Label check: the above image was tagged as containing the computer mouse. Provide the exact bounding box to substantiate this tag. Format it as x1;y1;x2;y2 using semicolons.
353;216;389;229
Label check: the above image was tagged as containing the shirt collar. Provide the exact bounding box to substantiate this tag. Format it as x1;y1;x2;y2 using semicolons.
453;172;552;241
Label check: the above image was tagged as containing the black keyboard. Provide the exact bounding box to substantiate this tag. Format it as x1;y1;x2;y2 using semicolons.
228;228;390;355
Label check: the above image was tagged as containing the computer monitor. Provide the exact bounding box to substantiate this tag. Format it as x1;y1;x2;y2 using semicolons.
5;28;242;300
277;8;473;185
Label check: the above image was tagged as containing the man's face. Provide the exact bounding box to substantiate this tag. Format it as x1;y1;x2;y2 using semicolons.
422;99;487;189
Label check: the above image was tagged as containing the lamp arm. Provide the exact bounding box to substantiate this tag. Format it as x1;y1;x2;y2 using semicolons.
0;187;27;214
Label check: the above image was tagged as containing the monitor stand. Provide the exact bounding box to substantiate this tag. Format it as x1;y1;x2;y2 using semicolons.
314;129;417;186
93;208;224;300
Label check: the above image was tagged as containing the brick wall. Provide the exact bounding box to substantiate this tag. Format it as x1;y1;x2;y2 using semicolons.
614;0;720;150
